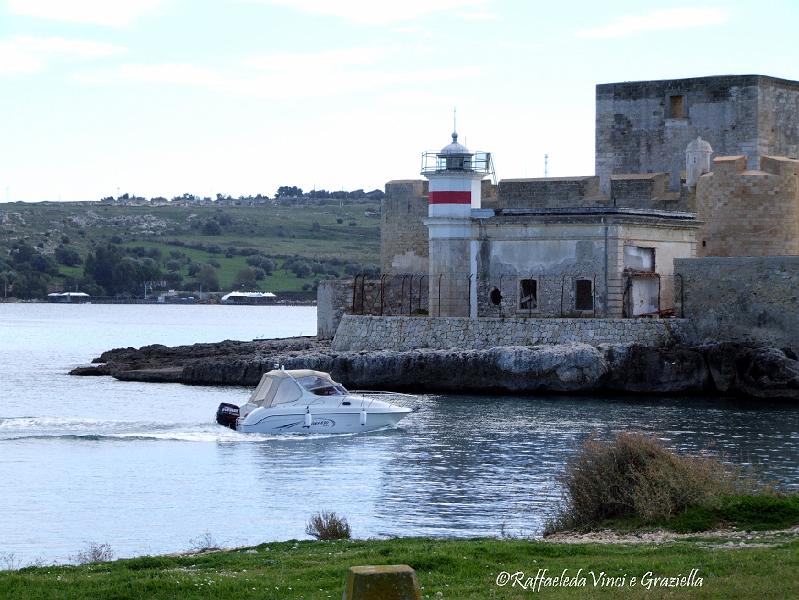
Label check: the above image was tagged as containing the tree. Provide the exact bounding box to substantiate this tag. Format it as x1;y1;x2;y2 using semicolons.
275;185;303;198
55;245;82;267
84;244;163;296
85;244;123;293
197;264;220;291
234;267;258;289
163;271;183;288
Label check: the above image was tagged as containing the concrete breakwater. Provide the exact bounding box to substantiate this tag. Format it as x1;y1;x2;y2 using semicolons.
71;336;799;399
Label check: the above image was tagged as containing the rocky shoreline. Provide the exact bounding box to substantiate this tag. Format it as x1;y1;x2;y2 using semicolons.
70;336;799;399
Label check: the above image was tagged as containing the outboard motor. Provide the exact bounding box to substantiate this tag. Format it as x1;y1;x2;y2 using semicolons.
216;403;240;430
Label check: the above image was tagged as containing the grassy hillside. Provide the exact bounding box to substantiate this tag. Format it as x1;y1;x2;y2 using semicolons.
0;201;380;295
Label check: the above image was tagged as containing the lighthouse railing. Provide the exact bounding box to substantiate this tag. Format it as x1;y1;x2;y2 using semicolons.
420;151;493;176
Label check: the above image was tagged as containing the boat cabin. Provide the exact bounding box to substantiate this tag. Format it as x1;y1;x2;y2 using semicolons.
243;369;348;414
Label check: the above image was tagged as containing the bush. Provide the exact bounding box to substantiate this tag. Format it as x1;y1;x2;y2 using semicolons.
547;432;750;532
305;511;351;541
71;542;114;565
55;245;82;267
187;531;220;553
202;220;222;235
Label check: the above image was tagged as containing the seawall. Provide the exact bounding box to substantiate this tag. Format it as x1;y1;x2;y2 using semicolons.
332;315;696;352
676;256;799;351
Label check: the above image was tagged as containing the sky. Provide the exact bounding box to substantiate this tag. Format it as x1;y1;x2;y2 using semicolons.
1;0;798;202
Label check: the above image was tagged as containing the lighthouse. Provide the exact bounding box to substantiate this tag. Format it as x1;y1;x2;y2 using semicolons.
422;130;493;317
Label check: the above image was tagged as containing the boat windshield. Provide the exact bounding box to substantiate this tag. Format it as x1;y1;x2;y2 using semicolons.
295;375;348;396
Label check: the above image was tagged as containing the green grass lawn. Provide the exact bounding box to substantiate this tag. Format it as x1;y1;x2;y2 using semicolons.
2;536;797;599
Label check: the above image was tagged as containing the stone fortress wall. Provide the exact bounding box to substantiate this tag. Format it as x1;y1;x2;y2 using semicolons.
596;75;799;193
675;256;799;351
332;315;695;352
696;155;799;256
380;180;429;274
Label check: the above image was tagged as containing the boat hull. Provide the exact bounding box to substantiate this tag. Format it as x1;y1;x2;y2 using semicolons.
237;408;411;434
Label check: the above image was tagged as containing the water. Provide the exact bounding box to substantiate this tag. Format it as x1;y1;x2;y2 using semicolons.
1;304;798;565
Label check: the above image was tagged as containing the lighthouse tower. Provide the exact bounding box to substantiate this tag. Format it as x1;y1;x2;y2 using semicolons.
422;130;492;317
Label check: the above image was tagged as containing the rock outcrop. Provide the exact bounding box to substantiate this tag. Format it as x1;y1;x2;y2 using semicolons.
70;336;799;400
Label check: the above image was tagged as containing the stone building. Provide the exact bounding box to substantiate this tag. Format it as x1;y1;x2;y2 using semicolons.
321;73;799;344
596;74;799;193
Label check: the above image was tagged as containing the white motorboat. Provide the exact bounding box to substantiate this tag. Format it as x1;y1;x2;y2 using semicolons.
215;369;413;434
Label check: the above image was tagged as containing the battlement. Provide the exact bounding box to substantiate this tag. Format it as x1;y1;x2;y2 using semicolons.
497;176;604;209
696;155;799;257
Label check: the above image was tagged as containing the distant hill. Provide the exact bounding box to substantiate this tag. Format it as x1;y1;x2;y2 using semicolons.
0;200;380;299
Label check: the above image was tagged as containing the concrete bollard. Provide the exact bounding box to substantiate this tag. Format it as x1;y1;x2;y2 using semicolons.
342;564;422;600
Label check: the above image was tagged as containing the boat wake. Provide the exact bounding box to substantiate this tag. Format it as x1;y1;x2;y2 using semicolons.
0;416;359;443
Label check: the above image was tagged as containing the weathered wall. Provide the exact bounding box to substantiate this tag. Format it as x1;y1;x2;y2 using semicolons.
476;222;611;318
616;222;697;316
609;173;687;210
332;315;696;351
497;177;605;209
380;180;429;274
758;78;799;160
473;214;697;319
317;280;353;339
675;256;799;350
596;75;799;193
317;276;430;338
696;155;799;256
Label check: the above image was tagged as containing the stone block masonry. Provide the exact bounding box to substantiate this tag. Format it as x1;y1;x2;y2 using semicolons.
332;315;695;352
595;75;799;193
380;180;429;274
696;155;799;257
675;256;799;351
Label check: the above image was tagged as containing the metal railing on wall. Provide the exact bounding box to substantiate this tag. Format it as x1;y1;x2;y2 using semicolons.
349;272;685;319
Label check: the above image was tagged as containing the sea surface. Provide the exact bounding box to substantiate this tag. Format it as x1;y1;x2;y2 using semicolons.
1;303;798;565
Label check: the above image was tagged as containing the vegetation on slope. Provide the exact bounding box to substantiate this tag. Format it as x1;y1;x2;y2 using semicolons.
0;201;380;298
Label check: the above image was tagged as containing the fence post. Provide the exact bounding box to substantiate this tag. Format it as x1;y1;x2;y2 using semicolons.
351;274;362;314
379;274;388;316
467;273;473;318
437;273;443;317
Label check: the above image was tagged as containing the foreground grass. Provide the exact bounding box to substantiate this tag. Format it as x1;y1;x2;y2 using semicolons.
597;494;799;534
2;536;798;599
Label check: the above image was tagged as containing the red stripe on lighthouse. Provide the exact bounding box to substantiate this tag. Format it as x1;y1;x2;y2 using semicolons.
429;191;471;204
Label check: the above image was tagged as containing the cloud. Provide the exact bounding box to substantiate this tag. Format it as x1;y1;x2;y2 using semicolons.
7;0;167;27
576;7;730;39
73;55;477;100
242;0;490;25
243;47;383;71
0;35;124;75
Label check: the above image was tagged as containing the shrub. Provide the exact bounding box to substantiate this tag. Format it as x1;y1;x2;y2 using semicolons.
305;511;351;540
0;553;21;571
71;542;114;565
547;432;750;532
202;220;222;235
55;245;82;267
187;531;220;553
